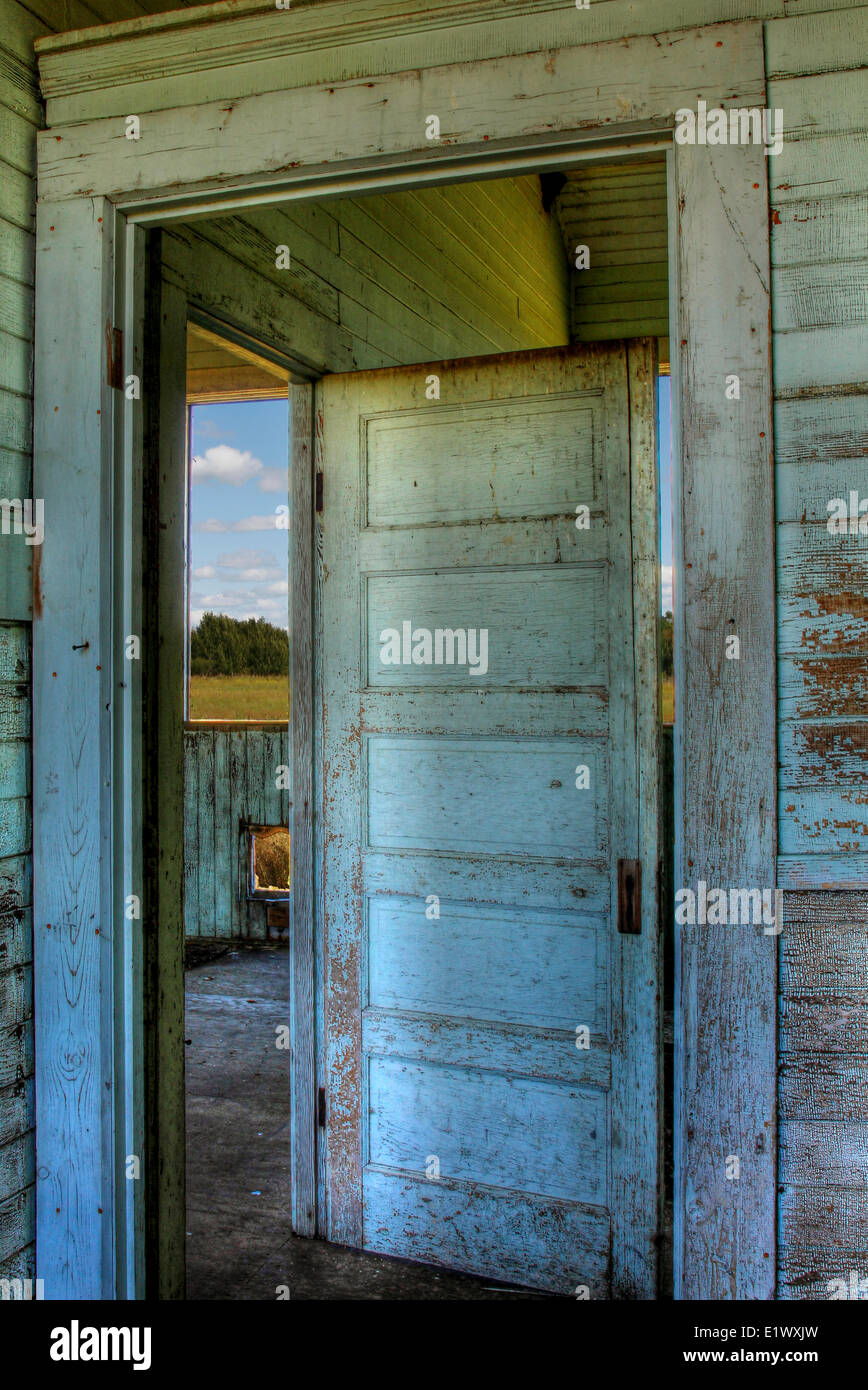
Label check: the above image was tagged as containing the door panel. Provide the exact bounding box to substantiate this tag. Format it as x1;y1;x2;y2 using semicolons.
319;343;659;1296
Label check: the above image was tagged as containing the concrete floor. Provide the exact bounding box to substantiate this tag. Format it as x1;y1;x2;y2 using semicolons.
185;943;548;1299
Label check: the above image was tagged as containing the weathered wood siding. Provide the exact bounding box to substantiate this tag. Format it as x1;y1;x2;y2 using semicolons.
2;0;866;1297
183;727;289;939
0;0;198;1296
766;9;868;1298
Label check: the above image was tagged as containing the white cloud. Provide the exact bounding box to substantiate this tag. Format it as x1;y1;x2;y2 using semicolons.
258;467;287;494
194;418;236;442
231;514;281;532
193;565;216;579
228;568;284;583
216;548;277;570
194;518;229;533
192;445;265;487
196;590;261;608
661;565;673;613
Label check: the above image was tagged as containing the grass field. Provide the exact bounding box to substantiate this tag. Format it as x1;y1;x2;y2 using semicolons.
189;675;289;722
661;677;674;724
190;674;673;725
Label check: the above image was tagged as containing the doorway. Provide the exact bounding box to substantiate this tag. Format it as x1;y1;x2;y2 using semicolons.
153;166;664;1298
180;354;293;1296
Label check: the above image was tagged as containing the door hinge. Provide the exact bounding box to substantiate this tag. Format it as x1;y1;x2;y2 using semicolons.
617;858;641;935
317;1086;327;1128
315;471;324;513
105;323;124;391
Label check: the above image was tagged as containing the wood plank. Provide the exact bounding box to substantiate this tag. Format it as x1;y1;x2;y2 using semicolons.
779;719;868;785
777;521;868;656
0;387;32;455
0;1185;34;1266
771;194;868;270
32;195;116;1300
228;730;247;939
781;1054;868;1116
289;379;315;1235
37;0;847;125
776;457;868;525
212;730;232;938
781;998;868;1055
672;129;776;1300
364;1166;609;1296
182;731;199;936
773;261;868;334
779;788;868;855
36;23;766;204
0;849;32;911
363;1008;611;1087
774;326;868;390
0;327;34;396
197;730;215;939
773;391;868;465
0;104;38;180
771;133;868;203
0;1078;34;1149
0;1019;33;1091
163;230;353;378
0;1242;35;1283
0;448;30;503
779;1185;868;1299
765;8;868;79
0;908;32;975
778;853;868;889
149;269;188;1298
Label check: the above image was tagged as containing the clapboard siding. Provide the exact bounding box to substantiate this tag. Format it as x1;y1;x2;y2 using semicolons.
0;621;32;1282
183;727;290;939
766;13;868;1300
778;892;868;1299
0;0;200;1294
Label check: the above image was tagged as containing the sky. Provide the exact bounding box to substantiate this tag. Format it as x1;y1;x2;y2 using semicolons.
189;398;290;632
187;382;673;636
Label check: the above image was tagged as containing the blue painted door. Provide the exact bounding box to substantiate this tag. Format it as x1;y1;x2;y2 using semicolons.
319;343;660;1295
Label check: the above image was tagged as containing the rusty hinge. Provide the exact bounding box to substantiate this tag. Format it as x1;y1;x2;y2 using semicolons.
317;1086;327;1128
315;471;324;512
617;858;641;935
105;323;124;391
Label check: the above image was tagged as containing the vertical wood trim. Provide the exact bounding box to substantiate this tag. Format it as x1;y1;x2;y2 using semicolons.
147;270;188;1298
113;213;147;1300
289;380;316;1235
610;337;661;1298
672;137;777;1300
33;195;116;1300
313;395;328;1236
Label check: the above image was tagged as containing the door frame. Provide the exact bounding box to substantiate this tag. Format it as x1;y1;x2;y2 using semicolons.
32;15;776;1300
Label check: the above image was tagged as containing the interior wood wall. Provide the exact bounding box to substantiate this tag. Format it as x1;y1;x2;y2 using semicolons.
166;176;570;374
183;727;290;939
553;158;670;358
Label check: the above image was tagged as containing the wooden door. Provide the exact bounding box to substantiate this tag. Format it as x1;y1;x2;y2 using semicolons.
318;342;660;1296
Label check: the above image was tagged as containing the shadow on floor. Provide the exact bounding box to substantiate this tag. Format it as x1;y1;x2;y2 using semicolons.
185;942;549;1300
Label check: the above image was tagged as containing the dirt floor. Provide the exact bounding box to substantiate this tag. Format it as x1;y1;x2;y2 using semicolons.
185;943;549;1299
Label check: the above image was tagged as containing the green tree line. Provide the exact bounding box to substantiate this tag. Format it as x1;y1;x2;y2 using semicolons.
190;612;289;676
